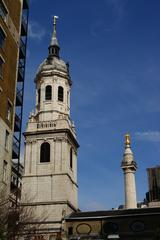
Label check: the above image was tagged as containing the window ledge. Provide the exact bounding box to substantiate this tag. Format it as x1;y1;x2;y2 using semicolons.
57;101;64;106
38;162;51;165
44;100;52;104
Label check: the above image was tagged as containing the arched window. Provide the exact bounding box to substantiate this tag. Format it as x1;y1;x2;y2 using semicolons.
67;91;69;105
70;148;73;169
38;89;41;104
58;86;64;102
45;85;52;100
40;142;50;162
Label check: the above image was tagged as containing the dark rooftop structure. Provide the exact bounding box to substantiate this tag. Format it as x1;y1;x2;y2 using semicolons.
65;207;160;239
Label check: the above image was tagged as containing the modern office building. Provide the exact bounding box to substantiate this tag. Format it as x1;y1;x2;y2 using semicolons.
146;166;160;207
0;0;29;202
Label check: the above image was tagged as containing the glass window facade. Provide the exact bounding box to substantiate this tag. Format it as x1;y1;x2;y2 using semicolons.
0;0;8;21
0;27;5;48
0;57;4;78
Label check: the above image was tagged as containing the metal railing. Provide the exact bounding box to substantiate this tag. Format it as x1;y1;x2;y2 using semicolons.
18;59;25;78
16;89;23;106
23;0;29;9
21;14;27;35
18;66;24;81
15;113;21;130
12;136;20;158
20;39;26;58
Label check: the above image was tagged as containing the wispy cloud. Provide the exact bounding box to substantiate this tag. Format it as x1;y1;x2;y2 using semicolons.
144;98;160;113
28;21;46;41
90;20;111;38
82;201;107;211
106;0;126;24
79;117;109;129
91;0;126;37
135;131;160;142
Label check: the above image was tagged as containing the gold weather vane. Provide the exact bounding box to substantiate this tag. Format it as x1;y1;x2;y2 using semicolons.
125;133;131;146
53;15;59;34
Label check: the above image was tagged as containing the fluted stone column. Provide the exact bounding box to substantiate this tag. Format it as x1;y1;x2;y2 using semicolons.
121;134;137;209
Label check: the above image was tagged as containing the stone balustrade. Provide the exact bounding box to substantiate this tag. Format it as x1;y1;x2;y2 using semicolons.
37;121;56;129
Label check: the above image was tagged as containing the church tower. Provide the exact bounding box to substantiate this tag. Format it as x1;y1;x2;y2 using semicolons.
121;134;137;209
22;17;79;236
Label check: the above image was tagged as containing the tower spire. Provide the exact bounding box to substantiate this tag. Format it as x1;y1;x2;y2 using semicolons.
48;16;60;58
121;133;137;209
53;16;58;35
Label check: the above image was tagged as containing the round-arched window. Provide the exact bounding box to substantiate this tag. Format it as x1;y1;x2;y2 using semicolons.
70;148;73;169
58;86;64;102
45;85;52;100
40;142;50;162
38;89;41;103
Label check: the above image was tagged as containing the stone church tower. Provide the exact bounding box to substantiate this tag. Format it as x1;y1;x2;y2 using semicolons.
22;17;79;236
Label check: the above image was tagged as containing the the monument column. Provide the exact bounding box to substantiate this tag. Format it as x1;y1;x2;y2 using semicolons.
121;134;137;209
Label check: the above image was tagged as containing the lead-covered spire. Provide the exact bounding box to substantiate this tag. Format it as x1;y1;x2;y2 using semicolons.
48;16;60;58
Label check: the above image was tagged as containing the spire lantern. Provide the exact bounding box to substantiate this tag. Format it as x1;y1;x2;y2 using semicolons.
48;16;60;58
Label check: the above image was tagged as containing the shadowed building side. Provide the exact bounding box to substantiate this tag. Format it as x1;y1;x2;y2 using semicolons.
0;0;29;203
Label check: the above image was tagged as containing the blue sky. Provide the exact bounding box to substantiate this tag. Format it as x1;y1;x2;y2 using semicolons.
22;0;160;210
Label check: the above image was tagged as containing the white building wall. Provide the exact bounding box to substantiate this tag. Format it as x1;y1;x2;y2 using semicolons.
22;127;78;226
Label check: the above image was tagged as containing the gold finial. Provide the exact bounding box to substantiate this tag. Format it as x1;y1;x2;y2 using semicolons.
125;133;131;146
53;15;59;34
